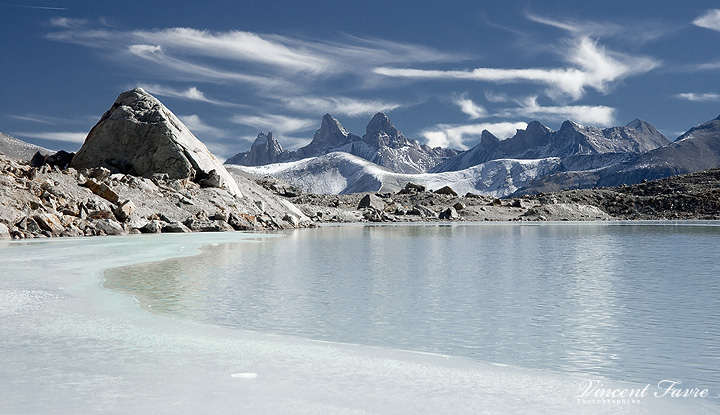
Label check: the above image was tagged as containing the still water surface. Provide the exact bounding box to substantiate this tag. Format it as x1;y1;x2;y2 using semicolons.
105;222;720;393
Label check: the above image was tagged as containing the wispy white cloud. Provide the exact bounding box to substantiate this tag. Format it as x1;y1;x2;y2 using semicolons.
178;115;228;138
526;13;671;43
499;96;616;126
49;17;86;28
126;44;286;88
231;114;316;134
280;96;404;117
421;122;528;149
675;92;720;102
15;131;87;144
9;114;62;125
692;60;720;71
693;9;720;32
48;23;460;89
453;93;487;119
131;28;329;73
376;37;659;102
12;5;66;10
137;83;241;107
450;95;615;126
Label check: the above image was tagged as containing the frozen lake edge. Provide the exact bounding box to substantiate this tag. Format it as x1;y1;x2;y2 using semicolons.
1;226;718;414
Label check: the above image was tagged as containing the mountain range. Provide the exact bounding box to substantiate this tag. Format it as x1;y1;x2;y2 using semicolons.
226;113;457;174
2;88;719;198
226;111;720;196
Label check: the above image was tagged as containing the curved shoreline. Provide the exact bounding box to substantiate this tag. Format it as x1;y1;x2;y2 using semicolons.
1;229;718;414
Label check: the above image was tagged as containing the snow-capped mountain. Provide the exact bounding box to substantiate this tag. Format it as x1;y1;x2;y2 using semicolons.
516;114;720;194
225;132;290;165
432;119;669;172
228;152;563;197
227;111;720;198
225;113;457;174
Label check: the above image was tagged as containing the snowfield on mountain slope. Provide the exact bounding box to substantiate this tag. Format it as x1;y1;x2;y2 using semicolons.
227;152;563;197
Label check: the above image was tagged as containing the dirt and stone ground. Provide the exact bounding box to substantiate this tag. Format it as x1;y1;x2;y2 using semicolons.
2;154;719;240
258;168;720;224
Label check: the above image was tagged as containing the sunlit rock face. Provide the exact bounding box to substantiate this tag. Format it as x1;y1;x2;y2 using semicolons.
72;88;241;197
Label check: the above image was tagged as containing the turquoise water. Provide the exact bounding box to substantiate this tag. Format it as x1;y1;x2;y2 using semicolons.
106;223;720;397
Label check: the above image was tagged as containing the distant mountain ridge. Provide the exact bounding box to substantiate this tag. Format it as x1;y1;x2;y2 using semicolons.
228;152;563;197
226;113;458;174
0;132;51;161
515;114;720;194
432;118;669;172
228;112;720;197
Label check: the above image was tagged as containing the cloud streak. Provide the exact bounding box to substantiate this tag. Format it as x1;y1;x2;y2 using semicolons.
48;22;461;89
453;94;487;119
178;115;229;138
15;131;87;144
231;114;316;135
422;122;528;150
676;92;720;102
137;83;242;107
525;12;671;43
375;37;659;101
693;9;720;32
498;96;616;126
280;96;404;117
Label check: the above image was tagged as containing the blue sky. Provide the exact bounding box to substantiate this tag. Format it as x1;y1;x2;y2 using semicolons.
1;1;719;160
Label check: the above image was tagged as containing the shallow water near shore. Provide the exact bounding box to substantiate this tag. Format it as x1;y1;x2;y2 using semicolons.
2;223;719;414
105;222;720;394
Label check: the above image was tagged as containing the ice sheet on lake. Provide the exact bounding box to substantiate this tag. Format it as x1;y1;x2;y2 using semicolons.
0;232;717;414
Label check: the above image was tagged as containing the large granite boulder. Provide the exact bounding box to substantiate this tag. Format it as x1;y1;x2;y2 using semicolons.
71;88;241;197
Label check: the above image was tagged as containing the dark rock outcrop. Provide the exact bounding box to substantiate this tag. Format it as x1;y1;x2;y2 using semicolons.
225;132;290;165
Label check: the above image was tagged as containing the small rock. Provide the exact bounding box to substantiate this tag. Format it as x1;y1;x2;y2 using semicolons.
439;207;459;220
453;202;466;211
282;214;299;227
209;211;228;222
95;219;125;236
88;210;114;220
89;167;112;181
25;218;42;234
228;213;256;231
198;169;224;189
363;208;384;222
113;200;136;222
33;213;64;235
489;198;502;206
0;223;10;239
357;194;386;211
411;205;437;218
434;186;458;196
60;225;85;237
404;182;426;192
84;178;120;203
162;222;191;233
140;220;164;234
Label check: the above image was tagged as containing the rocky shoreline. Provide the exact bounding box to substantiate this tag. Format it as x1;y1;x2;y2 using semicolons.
2;155;719;240
0;154;310;239
259;168;720;224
